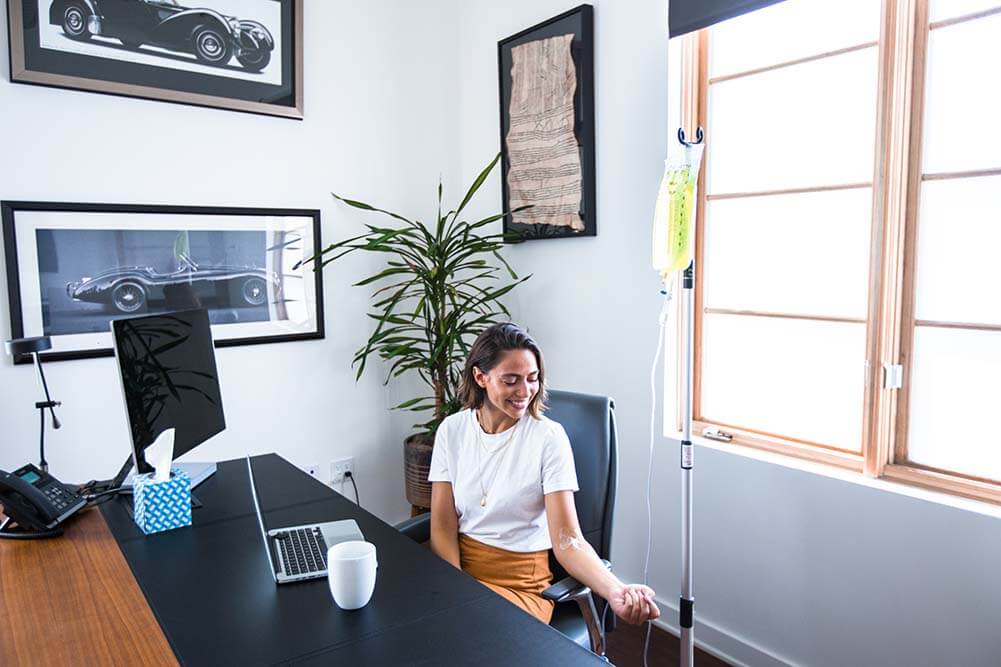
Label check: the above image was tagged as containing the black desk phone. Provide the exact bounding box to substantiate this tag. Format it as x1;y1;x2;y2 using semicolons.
0;463;86;538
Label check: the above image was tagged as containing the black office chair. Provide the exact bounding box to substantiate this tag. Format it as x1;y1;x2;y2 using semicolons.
396;389;618;657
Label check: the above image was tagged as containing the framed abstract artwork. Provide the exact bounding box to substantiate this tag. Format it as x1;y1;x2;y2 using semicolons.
6;0;303;118
498;4;596;241
2;201;323;363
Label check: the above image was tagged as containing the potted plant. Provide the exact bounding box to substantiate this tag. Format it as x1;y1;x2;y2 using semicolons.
301;154;529;510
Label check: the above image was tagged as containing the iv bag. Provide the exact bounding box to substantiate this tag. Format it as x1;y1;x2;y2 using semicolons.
652;141;705;284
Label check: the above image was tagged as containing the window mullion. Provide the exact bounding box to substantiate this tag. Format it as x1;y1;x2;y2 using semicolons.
864;0;927;477
892;0;930;471
861;0;897;477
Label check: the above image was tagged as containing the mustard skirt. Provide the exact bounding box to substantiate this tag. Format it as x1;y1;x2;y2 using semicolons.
459;533;554;623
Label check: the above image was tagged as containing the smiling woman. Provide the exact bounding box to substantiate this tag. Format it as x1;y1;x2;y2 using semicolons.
428;323;660;627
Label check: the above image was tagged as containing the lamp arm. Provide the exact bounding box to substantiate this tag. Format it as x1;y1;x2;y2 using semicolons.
33;353;61;429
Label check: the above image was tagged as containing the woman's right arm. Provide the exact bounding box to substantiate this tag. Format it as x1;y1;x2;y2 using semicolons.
429;481;461;569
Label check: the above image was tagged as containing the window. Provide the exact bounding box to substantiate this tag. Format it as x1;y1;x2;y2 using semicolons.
675;0;1001;503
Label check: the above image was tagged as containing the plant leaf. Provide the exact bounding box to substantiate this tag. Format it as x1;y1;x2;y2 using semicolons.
332;192;415;226
454;152;500;219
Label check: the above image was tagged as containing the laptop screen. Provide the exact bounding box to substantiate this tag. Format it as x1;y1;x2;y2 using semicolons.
246;456;278;580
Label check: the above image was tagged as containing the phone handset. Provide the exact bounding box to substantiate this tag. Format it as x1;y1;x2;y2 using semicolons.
0;470;59;524
0;464;86;538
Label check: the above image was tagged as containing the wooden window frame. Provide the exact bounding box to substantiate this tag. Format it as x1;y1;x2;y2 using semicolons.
678;0;1001;505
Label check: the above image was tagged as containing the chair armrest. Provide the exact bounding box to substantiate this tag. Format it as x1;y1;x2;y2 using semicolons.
541;575;589;603
395;513;431;543
540;559;611;603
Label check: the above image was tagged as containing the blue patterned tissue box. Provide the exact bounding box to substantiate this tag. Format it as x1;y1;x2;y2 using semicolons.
132;468;192;535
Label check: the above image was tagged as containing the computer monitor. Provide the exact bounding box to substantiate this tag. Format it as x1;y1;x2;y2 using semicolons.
111;308;225;479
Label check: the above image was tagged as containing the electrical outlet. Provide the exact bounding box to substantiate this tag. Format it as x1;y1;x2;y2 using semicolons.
330;457;354;485
305;463;320;479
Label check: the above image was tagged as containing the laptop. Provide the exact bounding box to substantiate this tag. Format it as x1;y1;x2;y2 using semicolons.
247;456;364;584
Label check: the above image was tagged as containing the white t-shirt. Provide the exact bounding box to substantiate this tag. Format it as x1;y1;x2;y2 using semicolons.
428;408;579;553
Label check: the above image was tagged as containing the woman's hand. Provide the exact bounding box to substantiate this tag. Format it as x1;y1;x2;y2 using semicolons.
608;584;660;625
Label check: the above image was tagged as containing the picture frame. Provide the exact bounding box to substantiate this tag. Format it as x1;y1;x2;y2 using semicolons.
6;0;303;119
2;201;324;363
498;4;596;241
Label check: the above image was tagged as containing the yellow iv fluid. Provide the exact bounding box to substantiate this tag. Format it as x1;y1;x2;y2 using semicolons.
652;164;697;281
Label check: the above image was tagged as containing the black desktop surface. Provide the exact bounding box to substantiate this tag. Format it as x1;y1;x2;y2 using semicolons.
295;595;596;667
100;454;601;666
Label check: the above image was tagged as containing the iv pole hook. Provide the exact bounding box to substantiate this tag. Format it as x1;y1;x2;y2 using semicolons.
677;127;704;146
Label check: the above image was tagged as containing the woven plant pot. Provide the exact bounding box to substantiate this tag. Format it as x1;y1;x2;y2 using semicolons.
404;432;434;509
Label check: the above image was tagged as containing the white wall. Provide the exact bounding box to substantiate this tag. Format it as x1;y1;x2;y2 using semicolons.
0;1;460;523
455;1;1001;666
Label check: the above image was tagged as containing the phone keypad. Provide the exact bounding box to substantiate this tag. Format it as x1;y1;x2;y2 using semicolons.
41;484;79;513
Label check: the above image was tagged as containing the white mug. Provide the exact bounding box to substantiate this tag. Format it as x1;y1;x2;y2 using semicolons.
327;540;378;610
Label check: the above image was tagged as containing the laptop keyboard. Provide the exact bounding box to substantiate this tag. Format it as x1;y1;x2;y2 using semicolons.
277;527;328;576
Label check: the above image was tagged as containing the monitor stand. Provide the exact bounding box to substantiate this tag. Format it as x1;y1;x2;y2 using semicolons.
120;461;218;494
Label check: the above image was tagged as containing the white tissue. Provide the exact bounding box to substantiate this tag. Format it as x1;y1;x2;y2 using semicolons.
147;428;176;482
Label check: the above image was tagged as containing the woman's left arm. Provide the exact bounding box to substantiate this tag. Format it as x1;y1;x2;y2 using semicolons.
545;491;661;625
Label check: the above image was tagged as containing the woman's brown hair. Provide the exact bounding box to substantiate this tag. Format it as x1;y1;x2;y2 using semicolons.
457;323;547;419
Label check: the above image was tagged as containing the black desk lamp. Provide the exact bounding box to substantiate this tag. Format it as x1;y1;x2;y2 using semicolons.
5;336;61;473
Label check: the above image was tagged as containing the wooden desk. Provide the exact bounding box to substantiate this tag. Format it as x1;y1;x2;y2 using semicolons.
0;507;176;667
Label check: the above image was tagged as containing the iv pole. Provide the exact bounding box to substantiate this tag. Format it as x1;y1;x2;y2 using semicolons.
677;126;703;667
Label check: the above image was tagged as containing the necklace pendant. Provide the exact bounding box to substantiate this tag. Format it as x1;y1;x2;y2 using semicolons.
480;496;487;507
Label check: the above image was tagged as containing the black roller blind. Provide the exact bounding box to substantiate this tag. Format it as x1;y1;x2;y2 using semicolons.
670;0;789;37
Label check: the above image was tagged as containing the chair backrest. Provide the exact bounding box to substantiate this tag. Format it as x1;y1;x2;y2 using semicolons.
544;389;617;578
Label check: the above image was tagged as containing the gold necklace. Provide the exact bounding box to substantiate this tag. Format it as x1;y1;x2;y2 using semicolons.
474;409;519;507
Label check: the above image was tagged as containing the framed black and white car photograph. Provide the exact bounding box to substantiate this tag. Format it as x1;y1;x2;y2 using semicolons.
498;4;596;241
7;0;303;118
2;201;323;363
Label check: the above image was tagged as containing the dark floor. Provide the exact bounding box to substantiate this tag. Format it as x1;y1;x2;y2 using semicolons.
605;620;731;667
